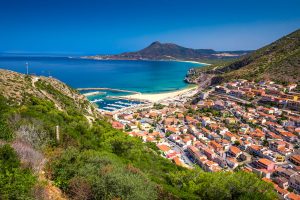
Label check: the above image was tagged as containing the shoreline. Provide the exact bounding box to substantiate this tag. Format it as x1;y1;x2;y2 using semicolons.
173;60;211;65
76;58;203;105
80;57;211;66
119;85;198;103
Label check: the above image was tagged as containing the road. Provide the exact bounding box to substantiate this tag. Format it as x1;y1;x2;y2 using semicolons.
211;92;251;105
155;124;194;167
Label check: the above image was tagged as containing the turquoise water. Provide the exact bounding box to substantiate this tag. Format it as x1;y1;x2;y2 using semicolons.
0;56;204;110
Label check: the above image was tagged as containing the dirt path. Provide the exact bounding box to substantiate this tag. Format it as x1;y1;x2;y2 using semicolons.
31;76;63;111
39;171;68;200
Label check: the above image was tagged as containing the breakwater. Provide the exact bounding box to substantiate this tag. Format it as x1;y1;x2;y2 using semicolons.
77;87;141;95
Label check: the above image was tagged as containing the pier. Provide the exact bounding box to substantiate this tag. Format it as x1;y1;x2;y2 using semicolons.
77;87;141;95
83;91;106;97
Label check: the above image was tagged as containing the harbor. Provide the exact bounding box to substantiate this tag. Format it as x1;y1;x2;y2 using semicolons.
78;87;147;112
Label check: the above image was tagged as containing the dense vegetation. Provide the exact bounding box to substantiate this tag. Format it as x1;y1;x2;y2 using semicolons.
0;71;277;199
220;29;300;85
0;144;36;199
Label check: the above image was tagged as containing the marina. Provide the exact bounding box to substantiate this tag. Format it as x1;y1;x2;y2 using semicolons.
84;91;145;111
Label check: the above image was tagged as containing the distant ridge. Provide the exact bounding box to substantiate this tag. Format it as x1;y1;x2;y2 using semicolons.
86;42;251;61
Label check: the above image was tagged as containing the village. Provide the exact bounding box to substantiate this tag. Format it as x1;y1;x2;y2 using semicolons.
107;80;300;200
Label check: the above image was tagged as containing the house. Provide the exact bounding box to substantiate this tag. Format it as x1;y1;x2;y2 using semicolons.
269;140;293;156
123;114;134;121
172;157;185;167
203;160;222;172
141;122;152;131
164;117;176;125
228;146;242;158
248;145;263;156
112;121;124;130
226;157;239;169
275;167;298;180
186;116;197;124
274;177;289;189
213;156;227;168
255;158;275;171
224;132;236;142
200;91;210;100
279;131;297;142
201;117;211;126
290;155;300;166
187;146;205;165
203;147;216;160
213;100;225;110
225;118;236;124
177;113;184;120
210;140;223;152
286;192;300;200
166;126;179;135
128;123;138;130
201;127;211;137
157;144;171;155
146;136;155;143
287;84;298;91
289;174;300;193
182;137;192;147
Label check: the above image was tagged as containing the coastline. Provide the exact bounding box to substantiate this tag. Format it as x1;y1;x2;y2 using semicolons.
80;56;211;66
173;60;211;66
119;85;198;103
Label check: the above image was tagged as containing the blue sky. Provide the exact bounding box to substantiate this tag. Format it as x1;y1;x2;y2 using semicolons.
0;0;299;54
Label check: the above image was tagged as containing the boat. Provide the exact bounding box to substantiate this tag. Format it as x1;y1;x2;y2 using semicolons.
103;106;117;111
107;103;126;108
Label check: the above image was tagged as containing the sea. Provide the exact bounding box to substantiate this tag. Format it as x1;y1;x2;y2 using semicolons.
0;55;204;111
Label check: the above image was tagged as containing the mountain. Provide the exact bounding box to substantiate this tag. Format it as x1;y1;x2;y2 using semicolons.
86;41;251;61
186;29;300;86
0;69;275;199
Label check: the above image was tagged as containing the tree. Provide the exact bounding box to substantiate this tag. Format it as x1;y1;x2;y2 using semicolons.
262;139;269;147
124;124;132;132
234;140;241;146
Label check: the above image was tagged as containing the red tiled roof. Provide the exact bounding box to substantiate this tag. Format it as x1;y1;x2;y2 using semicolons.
229;146;241;155
287;193;300;200
157;144;170;152
258;158;274;166
291;155;300;163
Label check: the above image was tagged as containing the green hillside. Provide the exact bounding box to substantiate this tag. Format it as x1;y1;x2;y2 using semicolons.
0;70;276;200
220;29;300;84
187;29;300;86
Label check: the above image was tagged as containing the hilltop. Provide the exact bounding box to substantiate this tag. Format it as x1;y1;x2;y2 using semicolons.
0;69;96;117
86;41;251;62
186;29;300;86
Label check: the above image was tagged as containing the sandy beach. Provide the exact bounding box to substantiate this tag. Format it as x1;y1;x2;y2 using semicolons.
120;86;198;103
177;60;211;65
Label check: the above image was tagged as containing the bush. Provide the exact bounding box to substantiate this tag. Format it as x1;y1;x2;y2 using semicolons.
49;148;158;200
0;145;36;199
